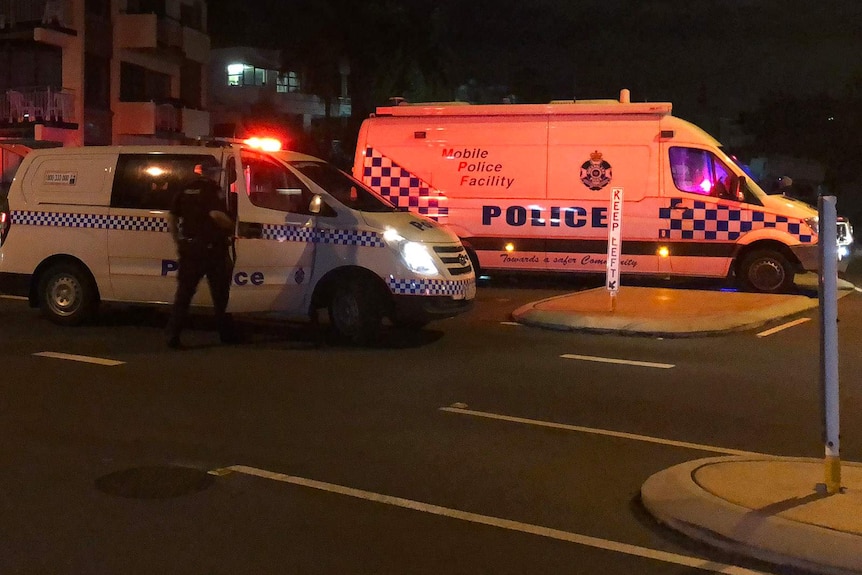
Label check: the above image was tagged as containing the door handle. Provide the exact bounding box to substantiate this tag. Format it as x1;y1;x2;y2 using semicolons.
238;221;262;238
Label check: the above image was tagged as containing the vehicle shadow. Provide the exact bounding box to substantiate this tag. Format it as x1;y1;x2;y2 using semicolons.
89;304;444;350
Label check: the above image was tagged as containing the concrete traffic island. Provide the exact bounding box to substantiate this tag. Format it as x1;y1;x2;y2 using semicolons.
511;286;822;336
641;457;862;575
510;273;857;336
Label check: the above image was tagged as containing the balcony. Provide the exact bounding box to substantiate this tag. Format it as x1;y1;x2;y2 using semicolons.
0;0;75;34
115;11;207;62
115;12;181;54
0;86;76;124
114;100;208;138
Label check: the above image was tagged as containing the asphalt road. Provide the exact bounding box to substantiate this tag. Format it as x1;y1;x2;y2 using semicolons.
2;265;861;575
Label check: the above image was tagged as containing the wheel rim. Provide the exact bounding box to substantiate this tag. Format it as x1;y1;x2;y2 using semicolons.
47;274;82;317
748;258;785;292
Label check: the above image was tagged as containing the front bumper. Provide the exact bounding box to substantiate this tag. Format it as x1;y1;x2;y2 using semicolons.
791;243;850;274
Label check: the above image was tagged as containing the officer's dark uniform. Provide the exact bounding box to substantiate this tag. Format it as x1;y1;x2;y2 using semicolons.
166;176;235;347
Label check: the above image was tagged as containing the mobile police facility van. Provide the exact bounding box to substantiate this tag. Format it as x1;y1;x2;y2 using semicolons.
0;139;475;342
354;89;849;293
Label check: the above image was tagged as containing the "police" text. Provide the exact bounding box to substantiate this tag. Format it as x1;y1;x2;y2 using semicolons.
482;205;608;228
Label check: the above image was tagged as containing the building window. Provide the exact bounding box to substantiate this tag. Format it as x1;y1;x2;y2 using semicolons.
276;71;299;93
226;64;267;87
120;62;170;102
181;60;202;108
179;1;203;31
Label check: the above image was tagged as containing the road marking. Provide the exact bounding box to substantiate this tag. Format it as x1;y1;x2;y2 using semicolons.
561;353;674;369
500;321;521;326
214;464;766;575
440;406;772;458
756;317;811;337
33;352;125;366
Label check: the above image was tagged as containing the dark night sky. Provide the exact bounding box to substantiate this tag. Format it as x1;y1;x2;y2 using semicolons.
448;0;862;119
210;0;862;120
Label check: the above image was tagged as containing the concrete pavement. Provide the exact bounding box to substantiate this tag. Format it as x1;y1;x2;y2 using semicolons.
510;273;861;574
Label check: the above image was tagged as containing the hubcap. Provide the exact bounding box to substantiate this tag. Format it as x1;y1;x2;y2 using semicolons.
750;259;784;292
49;275;81;316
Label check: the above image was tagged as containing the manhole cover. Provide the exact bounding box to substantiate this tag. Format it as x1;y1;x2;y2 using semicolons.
95;466;214;499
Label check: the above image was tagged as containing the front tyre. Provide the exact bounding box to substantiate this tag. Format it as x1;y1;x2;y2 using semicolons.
38;262;98;325
328;278;385;344
739;250;795;293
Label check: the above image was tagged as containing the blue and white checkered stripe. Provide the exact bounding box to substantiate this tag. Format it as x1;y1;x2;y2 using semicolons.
261;224;385;247
388;277;474;297
11;210;168;232
362;147;449;222
658;201;814;243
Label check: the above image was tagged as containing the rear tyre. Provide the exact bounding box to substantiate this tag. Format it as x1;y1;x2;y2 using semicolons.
328;277;384;344
38;262;97;325
738;249;795;294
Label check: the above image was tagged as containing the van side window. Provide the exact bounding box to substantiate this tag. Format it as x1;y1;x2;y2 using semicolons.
242;154;311;214
669;147;739;201
112;154;220;210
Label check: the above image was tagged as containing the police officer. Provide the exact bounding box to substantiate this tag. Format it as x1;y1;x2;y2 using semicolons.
166;172;237;348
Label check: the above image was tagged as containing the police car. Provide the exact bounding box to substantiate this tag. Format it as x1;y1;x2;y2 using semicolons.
0;138;476;343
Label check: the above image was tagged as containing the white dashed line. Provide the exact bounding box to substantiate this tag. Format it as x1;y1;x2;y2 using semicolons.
561;353;674;369
756;317;811;337
33;352;125;366
440;405;773;457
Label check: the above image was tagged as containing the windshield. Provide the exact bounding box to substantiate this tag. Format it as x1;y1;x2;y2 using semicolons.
291;161;397;213
719;147;768;198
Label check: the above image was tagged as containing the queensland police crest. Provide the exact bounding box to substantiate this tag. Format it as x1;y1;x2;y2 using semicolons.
580;150;612;190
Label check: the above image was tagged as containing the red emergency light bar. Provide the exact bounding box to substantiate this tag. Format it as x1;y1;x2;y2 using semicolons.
244;137;283;152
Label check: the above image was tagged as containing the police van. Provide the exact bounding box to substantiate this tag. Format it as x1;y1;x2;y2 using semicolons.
0;139;475;342
353;90;850;293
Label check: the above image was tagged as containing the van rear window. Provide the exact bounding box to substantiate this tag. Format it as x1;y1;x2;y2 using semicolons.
111;154;220;210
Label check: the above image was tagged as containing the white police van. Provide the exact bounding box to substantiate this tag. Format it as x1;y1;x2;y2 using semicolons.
0;139;476;342
354;90;852;293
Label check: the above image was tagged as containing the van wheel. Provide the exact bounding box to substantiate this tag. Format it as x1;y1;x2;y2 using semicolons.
739;250;795;293
328;278;384;344
38;262;97;325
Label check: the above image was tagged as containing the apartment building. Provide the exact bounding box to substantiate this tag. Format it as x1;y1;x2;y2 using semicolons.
208;46;351;142
0;0;210;149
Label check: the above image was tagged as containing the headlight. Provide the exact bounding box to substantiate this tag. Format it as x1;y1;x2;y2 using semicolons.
383;227;439;275
804;217;819;235
401;241;439;275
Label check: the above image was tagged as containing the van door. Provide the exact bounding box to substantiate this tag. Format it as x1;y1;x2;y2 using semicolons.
108;152;222;304
227;150;316;314
660;146;748;277
547;117;660;275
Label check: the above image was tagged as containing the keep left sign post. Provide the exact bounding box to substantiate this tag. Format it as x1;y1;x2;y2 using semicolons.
606;187;623;311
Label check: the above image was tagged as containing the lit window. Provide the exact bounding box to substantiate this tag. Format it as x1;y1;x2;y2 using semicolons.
226;64;268;87
227;63;244;86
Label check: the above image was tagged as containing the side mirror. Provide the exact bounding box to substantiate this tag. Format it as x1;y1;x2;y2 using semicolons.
733;175;745;202
309;194;323;215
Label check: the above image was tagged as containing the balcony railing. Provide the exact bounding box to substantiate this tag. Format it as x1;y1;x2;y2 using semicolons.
0;86;75;124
